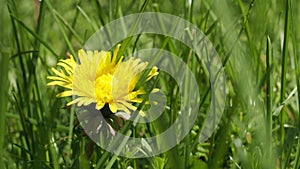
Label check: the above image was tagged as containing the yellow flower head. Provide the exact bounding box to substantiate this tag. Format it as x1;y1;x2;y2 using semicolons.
47;45;158;115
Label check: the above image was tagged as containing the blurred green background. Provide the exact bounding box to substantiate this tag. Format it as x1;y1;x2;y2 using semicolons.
1;0;300;168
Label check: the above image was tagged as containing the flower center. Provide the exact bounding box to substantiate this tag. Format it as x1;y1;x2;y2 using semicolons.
94;74;114;108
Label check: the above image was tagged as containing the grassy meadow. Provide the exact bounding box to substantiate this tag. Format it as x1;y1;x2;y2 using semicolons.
1;0;300;168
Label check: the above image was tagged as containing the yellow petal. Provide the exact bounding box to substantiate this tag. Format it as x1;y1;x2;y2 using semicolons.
47;76;70;83
56;90;73;97
95;101;105;110
109;102;118;113
112;44;121;63
146;66;159;81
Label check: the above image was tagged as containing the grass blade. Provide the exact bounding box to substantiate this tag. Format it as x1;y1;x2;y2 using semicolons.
280;0;290;166
54;10;83;45
10;14;59;58
44;0;76;57
0;48;10;169
266;35;272;164
290;0;300;168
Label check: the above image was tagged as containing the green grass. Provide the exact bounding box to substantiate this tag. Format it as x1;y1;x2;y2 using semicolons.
1;0;300;168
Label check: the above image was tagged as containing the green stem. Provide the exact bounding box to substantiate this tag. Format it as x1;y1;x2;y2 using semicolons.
294;139;300;169
0;46;10;169
266;35;272;162
0;2;10;168
280;0;290;167
290;0;300;168
237;0;255;57
117;0;150;59
104;130;131;169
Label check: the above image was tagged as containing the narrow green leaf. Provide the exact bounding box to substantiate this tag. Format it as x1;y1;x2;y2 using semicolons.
280;1;290;166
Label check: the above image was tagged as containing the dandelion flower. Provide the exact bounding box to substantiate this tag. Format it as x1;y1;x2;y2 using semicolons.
47;44;158;115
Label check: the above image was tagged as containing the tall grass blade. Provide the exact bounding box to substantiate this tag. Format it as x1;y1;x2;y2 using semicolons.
280;0;290;167
266;35;272;164
0;47;10;169
44;0;76;57
290;0;300;168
